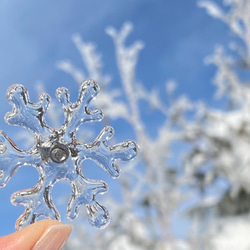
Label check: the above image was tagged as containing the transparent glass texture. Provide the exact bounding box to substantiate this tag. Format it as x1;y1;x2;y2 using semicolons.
0;80;138;230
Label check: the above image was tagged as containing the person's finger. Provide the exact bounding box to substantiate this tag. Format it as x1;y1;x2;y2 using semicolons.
0;219;72;250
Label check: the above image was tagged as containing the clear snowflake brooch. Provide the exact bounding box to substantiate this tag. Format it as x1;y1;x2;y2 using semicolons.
0;79;138;230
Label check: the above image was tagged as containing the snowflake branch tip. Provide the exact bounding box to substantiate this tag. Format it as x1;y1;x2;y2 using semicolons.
87;201;110;228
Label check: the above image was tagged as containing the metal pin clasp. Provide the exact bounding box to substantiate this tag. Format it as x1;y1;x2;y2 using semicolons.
50;143;69;164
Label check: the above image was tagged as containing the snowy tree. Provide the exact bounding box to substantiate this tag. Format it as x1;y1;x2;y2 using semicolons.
183;1;250;249
55;22;191;250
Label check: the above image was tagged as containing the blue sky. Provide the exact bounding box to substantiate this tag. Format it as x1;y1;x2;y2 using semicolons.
0;0;230;236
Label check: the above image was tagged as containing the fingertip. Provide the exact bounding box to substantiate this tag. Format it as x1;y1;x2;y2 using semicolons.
0;220;72;250
33;223;72;250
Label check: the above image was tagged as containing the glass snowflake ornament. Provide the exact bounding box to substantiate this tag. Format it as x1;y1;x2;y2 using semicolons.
0;79;138;230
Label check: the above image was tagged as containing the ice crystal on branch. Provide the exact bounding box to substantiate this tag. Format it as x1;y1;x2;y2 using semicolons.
0;79;138;230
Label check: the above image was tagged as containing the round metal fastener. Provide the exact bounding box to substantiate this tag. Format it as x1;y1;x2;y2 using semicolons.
50;143;69;164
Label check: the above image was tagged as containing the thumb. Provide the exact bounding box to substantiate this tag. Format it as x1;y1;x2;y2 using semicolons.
0;219;72;250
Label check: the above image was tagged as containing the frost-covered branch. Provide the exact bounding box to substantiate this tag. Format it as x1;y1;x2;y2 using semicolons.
199;0;250;64
57;21;192;250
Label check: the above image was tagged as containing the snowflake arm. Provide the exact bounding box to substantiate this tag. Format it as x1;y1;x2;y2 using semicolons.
11;175;60;229
5;84;51;137
67;176;109;228
79;126;138;178
0;131;40;188
56;80;103;140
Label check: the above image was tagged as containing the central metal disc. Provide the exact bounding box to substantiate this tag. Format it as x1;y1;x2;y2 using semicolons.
50;143;69;164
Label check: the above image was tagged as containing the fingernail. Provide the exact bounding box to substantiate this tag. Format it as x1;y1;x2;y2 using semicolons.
33;224;73;250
